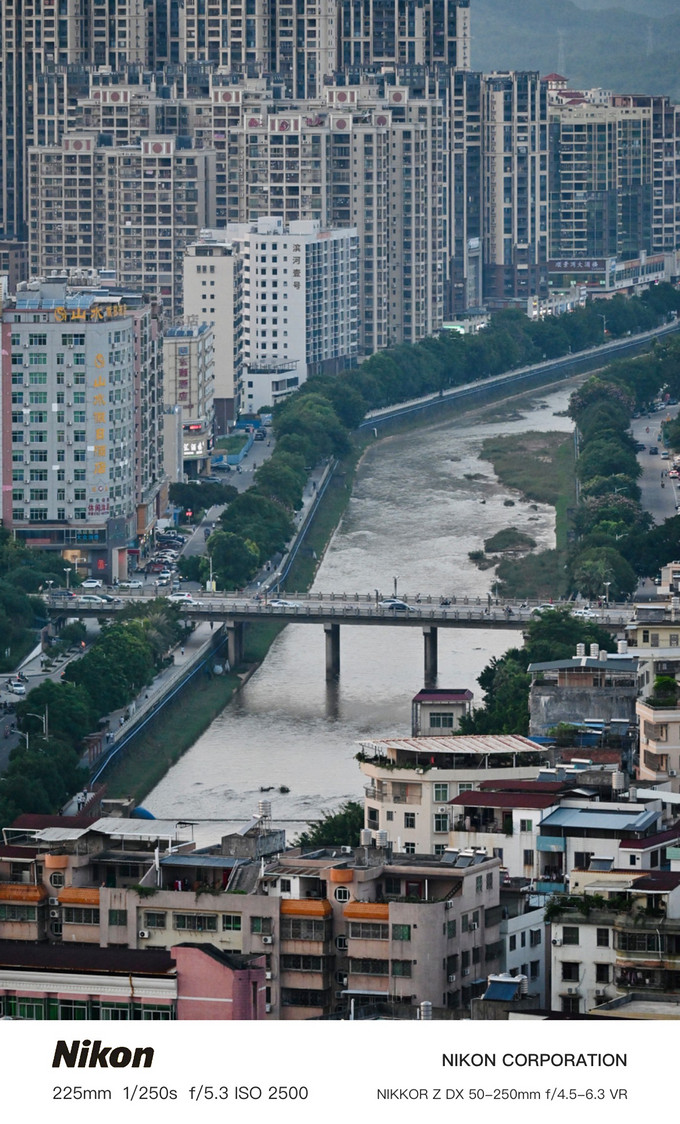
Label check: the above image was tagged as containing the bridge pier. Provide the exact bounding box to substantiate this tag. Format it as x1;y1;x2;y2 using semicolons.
226;621;245;667
324;622;340;680
423;625;438;686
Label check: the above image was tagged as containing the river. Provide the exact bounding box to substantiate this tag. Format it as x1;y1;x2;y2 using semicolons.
146;381;580;844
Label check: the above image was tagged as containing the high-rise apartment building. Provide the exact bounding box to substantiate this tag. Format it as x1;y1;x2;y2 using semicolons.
28;135;216;318
187;218;359;414
227;82;445;352
339;0;470;70
549;101;654;262
0;276;163;580
481;71;549;305
163;322;215;475
612;94;680;257
183;239;244;431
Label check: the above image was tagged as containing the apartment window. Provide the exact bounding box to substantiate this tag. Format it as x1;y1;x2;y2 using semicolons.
530;960;540;979
475;875;483;893
173;913;217;932
509;934;517;951
595;963;610;984
404;812;415;829
222;914;242;931
348;922;388;940
562;926;580;945
250;916;272;935
334;886;350;903
523;849;534;866
281;989;325;1008
279;879;291;893
108;910;128;927
281;918;328;940
520;819;533;832
596;928;610;948
561;961;580;982
144;912;166;929
391;960;412;978
349;958;388;976
63;907;100;925
281;954;323;972
530;929;542;947
392;924;411;942
433;783;449;802
386;811;394;822
447;919;457;938
403;842;416;854
0;904;37;922
433;813;449;833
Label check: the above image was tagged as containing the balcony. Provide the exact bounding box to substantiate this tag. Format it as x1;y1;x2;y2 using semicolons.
453;816;511;835
364;785;421;805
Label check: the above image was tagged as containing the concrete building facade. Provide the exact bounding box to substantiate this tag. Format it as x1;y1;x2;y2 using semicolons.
0;276;163;580
358;734;545;856
163;322;215;476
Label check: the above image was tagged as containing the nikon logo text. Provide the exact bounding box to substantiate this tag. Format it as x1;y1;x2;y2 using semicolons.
52;1040;154;1068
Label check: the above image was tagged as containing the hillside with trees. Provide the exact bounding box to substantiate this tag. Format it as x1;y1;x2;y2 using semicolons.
473;0;680;101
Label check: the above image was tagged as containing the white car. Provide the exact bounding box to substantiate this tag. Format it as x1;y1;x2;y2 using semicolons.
167;593;203;607
378;598;412;612
572;608;598;619
119;579;144;589
268;598;301;608
6;679;26;696
77;594;106;606
81;578;103;589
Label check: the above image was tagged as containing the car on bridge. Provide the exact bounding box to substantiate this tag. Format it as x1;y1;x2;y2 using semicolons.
77;594;106;606
167;593;204;607
118;579;144;589
81;578;103;589
378;598;413;612
268;598;302;608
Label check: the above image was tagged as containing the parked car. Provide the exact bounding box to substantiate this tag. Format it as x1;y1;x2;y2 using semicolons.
649;446;659;455
81;578;103;589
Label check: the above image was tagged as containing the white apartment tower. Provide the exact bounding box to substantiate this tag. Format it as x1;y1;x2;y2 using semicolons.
183;239;243;430
192;218;358;414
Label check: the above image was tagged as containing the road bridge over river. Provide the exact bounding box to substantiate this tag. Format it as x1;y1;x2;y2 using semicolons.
46;592;630;683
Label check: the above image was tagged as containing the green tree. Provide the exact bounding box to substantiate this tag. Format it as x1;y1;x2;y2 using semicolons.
209;531;260;589
296;801;365;848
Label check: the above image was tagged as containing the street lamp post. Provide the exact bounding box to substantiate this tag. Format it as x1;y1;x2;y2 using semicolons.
393;574;399;598
26;708;48;740
604;581;612;607
64;567;71;590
